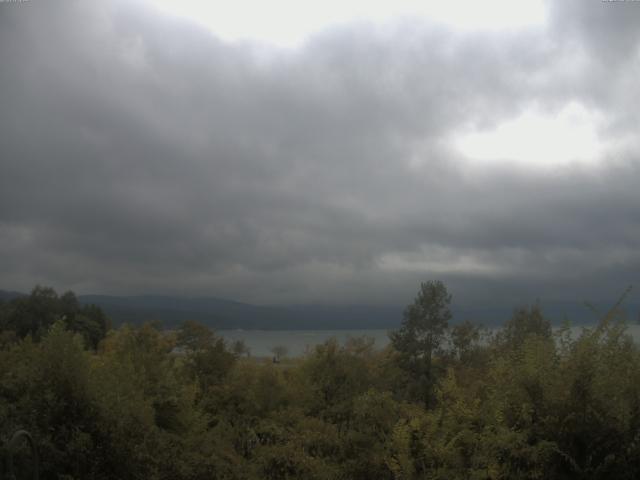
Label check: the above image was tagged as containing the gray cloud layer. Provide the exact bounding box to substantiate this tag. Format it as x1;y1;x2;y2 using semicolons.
1;0;639;306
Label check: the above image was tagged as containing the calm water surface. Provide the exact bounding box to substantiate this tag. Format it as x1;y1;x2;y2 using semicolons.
219;324;640;358
219;329;391;357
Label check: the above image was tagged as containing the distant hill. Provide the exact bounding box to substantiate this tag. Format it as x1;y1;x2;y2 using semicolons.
67;296;640;329
78;294;292;329
1;289;638;330
78;295;404;330
0;290;26;302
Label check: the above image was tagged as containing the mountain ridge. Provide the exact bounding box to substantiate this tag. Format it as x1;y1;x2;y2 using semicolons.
2;289;638;330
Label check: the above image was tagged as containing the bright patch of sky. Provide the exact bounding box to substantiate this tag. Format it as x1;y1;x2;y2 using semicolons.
150;0;547;48
455;103;606;169
149;0;605;173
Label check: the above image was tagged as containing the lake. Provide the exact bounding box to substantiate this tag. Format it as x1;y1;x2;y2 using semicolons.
218;329;391;357
219;323;640;358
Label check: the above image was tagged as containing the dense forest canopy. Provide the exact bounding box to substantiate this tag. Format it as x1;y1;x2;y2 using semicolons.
1;284;640;479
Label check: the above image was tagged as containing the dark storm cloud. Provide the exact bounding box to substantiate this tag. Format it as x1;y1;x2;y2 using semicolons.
1;0;639;305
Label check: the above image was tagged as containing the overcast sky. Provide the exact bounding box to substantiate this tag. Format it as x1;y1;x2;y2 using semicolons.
1;0;639;306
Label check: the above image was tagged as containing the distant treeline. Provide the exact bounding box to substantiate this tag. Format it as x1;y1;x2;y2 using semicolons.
1;283;640;479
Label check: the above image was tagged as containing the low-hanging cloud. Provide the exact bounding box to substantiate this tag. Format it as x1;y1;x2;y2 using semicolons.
1;0;639;306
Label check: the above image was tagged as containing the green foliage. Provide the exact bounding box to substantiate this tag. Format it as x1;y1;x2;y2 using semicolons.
0;286;110;348
2;285;640;479
302;338;374;417
177;320;237;396
271;345;288;362
495;303;552;351
450;320;482;361
391;281;452;360
390;280;452;406
232;339;251;357
0;321;97;476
